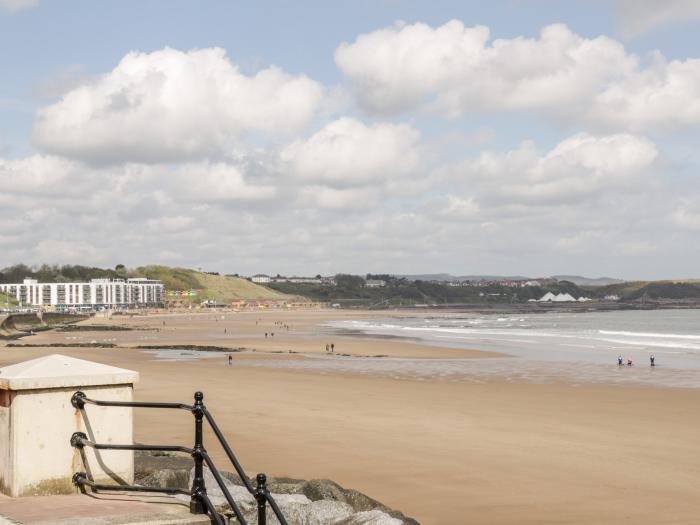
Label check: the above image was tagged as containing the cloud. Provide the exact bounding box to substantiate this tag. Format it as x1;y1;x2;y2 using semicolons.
297;185;379;210
33;47;324;164
0;0;37;13
0;129;697;279
335;20;700;131
615;0;700;37
280;117;421;187
443;132;658;205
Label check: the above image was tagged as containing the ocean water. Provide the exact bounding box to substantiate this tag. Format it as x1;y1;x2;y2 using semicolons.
313;309;700;388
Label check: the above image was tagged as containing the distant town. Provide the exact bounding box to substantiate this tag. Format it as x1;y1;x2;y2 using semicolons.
1;264;698;313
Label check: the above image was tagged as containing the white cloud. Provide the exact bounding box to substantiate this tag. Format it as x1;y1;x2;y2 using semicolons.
33;47;324;163
335;20;700;131
672;201;700;230
615;0;700;37
0;0;37;13
175;163;277;201
445;133;658;205
436;196;480;219
280;117;421;186
297;185;379;210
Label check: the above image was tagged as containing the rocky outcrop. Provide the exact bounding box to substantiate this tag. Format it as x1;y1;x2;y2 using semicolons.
0;313;89;339
134;453;419;525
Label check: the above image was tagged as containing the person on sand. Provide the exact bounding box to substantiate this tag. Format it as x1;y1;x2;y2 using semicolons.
265;332;268;338
331;343;335;353
618;355;623;366
326;344;330;353
228;354;232;366
650;354;655;367
627;357;633;366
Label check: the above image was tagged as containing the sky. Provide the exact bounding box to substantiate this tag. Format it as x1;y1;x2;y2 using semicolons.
2;1;700;280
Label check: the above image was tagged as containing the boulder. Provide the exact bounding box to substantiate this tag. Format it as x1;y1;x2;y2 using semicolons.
133;454;419;524
334;510;404;525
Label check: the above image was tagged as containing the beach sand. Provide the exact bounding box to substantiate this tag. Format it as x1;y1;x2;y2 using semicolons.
1;309;699;524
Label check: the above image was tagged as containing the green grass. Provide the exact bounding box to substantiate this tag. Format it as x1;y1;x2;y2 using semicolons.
134;266;295;303
0;293;18;307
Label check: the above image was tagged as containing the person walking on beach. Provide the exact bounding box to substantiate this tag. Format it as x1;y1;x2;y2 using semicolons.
331;343;335;353
618;355;623;366
326;344;329;353
627;357;633;366
650;354;655;367
265;332;268;338
228;354;232;366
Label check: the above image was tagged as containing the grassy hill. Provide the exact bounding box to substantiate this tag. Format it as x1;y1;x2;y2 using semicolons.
583;280;700;300
268;276;590;307
135;266;295;303
0;293;18;308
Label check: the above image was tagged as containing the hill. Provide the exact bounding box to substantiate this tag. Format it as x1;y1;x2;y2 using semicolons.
0;264;297;304
552;275;625;286
400;273;530;282
268;275;587;307
136;266;295;303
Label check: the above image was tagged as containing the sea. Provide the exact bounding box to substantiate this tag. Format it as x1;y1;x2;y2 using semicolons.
143;309;700;389
319;309;700;389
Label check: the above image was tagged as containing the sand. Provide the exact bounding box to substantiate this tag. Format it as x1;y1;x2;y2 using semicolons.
1;309;699;524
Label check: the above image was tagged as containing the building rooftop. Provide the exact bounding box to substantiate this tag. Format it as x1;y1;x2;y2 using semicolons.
0;354;139;391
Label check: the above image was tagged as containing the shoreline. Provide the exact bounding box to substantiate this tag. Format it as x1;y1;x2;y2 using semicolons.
2;309;700;524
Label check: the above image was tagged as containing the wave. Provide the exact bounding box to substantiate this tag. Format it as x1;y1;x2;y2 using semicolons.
598;330;700;340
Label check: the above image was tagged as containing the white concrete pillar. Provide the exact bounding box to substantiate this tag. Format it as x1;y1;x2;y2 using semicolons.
0;354;139;497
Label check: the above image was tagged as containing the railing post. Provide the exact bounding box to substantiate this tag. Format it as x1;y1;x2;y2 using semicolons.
190;391;206;514
255;473;268;525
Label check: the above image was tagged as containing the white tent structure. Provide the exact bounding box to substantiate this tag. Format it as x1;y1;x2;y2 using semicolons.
538;292;578;302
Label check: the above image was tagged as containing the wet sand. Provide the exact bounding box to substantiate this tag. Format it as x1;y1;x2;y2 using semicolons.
2;309;699;524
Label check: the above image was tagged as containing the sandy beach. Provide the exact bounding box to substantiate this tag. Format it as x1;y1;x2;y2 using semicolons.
2;309;699;524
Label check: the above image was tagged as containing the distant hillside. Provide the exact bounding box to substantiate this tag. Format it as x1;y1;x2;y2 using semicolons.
552;275;625;286
269;275;588;307
400;274;531;282
0;263;297;304
136;266;295;302
584;280;700;301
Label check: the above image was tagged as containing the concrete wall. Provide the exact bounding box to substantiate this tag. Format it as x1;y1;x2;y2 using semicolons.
0;390;13;495
1;384;134;497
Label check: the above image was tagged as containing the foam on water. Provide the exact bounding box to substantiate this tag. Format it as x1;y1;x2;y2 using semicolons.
326;309;700;388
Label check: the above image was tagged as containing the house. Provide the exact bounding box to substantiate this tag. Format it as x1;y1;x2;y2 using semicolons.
251;274;271;284
365;279;386;288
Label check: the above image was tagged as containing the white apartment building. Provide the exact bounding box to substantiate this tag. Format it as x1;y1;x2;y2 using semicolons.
0;278;165;309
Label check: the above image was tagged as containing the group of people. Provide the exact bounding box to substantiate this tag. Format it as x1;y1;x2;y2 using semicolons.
617;354;656;367
325;343;335;353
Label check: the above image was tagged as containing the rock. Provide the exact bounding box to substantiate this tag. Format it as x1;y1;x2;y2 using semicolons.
309;500;354;523
301;479;387;513
334;510;404;525
133;454;418;524
136;467;190;490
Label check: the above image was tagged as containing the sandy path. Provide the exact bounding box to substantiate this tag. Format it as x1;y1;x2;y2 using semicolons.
2;309;699;524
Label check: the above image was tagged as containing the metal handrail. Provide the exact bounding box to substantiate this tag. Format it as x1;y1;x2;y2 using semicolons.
72;473;225;525
71;390;289;525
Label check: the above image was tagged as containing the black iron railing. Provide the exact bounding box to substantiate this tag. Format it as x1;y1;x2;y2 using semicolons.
70;390;288;525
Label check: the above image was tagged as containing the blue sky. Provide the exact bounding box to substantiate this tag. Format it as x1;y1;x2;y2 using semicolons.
2;1;700;279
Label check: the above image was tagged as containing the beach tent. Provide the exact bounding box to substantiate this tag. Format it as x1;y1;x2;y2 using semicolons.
553;293;576;302
538;292;556;302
